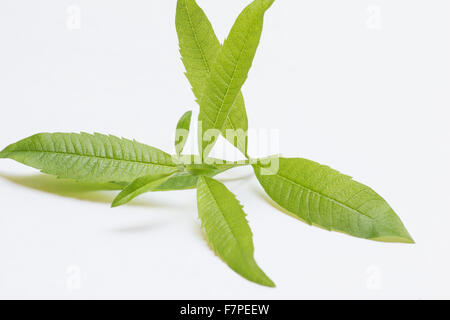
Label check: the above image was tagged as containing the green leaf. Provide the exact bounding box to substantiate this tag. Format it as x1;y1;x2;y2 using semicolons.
176;0;248;155
112;173;175;207
155;160;246;191
253;158;414;243
197;176;275;287
155;172;202;191
196;0;274;158
175;110;192;156
0;133;178;183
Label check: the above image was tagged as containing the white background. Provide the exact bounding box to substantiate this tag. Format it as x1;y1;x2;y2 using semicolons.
0;0;449;299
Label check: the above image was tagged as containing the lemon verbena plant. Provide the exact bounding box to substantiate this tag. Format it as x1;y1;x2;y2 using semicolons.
0;0;413;287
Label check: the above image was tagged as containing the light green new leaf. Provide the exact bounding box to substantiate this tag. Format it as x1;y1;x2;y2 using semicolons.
175;110;192;156
197;0;274;158
0;133;177;183
253;158;414;243
155;160;245;191
155;172;201;191
176;0;248;155
112;173;175;207
197;176;275;287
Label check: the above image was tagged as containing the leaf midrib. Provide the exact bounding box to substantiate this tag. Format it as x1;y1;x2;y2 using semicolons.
184;0;211;75
181;0;244;136
7;149;177;169
210;16;256;130
271;171;375;221
202;178;252;257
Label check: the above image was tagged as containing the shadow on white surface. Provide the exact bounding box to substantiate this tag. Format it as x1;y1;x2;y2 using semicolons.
0;172;161;207
111;221;168;234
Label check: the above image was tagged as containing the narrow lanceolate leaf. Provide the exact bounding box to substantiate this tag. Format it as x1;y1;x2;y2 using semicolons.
197;176;275;287
197;0;274;158
253;158;414;243
176;0;248;155
174;110;192;156
112;173;175;207
0;133;177;183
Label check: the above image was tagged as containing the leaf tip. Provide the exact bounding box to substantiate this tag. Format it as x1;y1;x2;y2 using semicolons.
263;278;276;288
250;269;276;288
263;0;275;10
399;234;416;244
111;196;124;208
376;215;415;244
370;232;415;244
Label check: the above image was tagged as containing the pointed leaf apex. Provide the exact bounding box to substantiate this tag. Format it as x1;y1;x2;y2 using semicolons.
197;177;275;287
371;231;415;244
262;0;275;10
265;278;276;288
